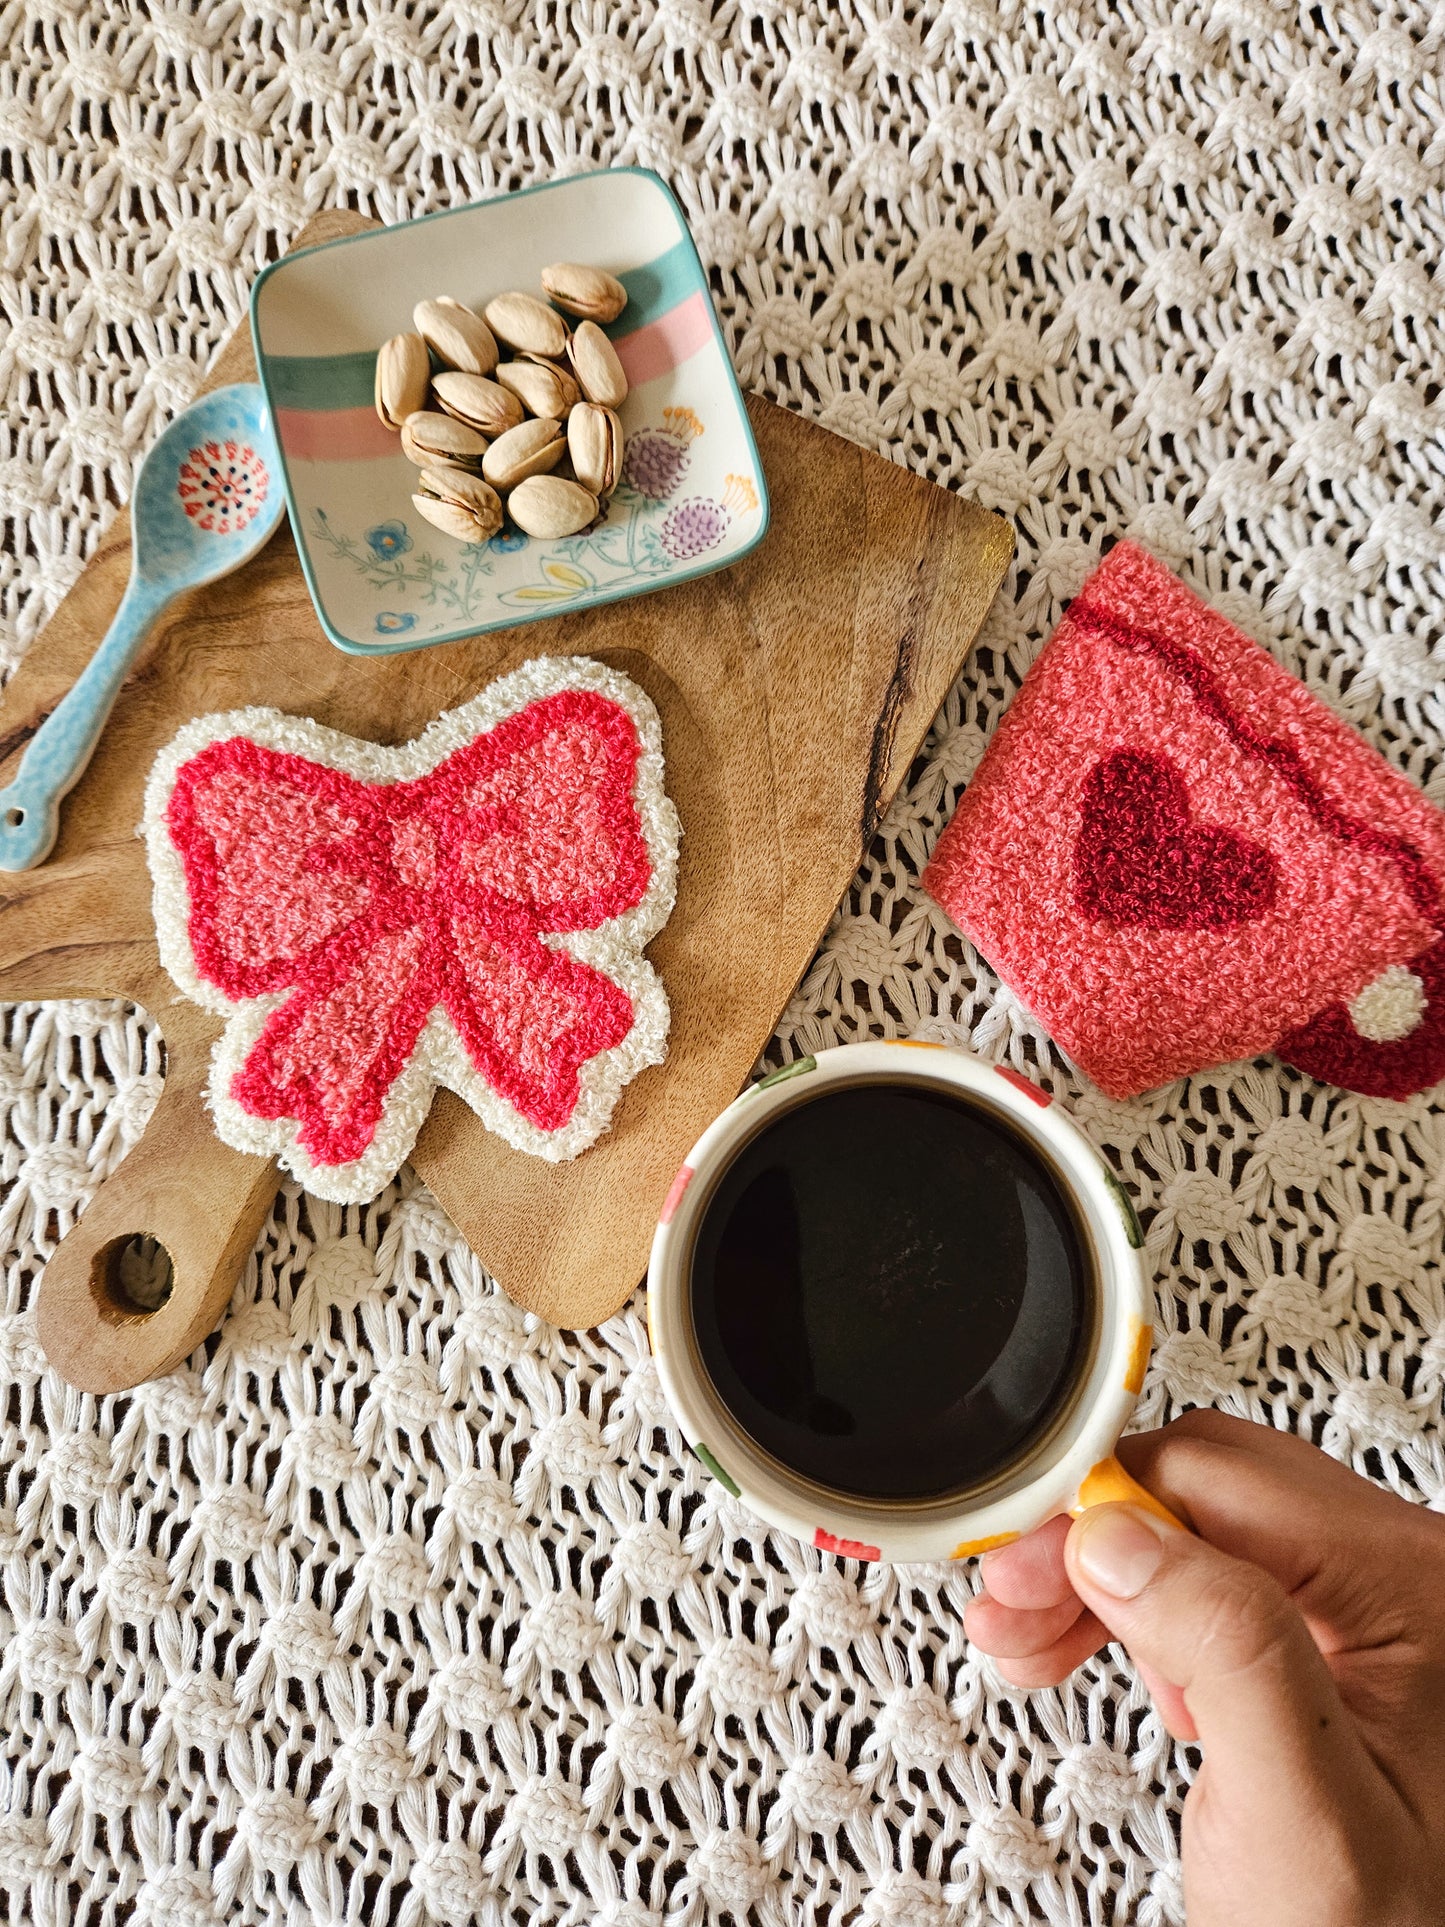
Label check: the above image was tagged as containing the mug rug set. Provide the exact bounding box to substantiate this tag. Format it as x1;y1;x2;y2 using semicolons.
142;545;1445;1207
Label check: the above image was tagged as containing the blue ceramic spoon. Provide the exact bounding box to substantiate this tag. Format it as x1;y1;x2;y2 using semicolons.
0;383;285;870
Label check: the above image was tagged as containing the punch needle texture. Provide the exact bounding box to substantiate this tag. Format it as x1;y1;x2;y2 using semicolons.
144;656;679;1201
926;543;1445;1101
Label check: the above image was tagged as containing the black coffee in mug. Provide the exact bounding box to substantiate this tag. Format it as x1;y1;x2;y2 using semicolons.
687;1081;1096;1502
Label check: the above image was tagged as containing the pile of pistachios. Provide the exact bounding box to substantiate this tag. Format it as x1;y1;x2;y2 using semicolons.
373;263;630;544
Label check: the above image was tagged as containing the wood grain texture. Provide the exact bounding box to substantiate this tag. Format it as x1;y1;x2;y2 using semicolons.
0;210;1013;1388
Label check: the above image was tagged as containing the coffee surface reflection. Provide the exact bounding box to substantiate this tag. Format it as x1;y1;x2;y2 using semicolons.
689;1082;1093;1501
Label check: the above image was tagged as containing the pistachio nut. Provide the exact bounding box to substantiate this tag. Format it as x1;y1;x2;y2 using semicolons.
506;475;599;540
540;261;628;324
484;290;570;359
525;351;583;408
374;331;431;430
566;402;623;496
432;370;525;437
495;358;579;419
413;297;498;377
411;467;504;543
400;410;489;471
481;416;566;491
566;319;628;409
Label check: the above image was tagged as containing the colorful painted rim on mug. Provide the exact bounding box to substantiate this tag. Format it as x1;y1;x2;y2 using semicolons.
646;1040;1154;1565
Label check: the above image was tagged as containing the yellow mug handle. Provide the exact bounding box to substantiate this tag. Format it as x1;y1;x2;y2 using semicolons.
1070;1455;1186;1532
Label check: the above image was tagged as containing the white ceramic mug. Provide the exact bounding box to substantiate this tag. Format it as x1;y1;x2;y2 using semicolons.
647;1040;1174;1564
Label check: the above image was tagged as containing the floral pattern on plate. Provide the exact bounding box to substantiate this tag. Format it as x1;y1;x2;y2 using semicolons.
306;406;763;625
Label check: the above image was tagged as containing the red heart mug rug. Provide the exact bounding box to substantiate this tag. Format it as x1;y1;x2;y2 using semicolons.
925;542;1445;1101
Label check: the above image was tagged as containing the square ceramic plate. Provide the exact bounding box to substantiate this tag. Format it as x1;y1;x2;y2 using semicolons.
250;169;769;654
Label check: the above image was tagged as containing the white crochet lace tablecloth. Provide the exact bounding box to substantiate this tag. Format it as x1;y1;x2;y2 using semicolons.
3;3;1444;1922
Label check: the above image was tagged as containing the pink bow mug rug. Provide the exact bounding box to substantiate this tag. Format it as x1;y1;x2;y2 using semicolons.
144;655;680;1203
925;542;1445;1102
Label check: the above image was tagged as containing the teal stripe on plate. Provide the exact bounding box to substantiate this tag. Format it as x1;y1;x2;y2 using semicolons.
266;348;377;412
609;237;706;338
264;235;705;413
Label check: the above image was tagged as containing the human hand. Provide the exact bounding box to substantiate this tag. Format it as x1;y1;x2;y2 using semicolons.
964;1411;1445;1926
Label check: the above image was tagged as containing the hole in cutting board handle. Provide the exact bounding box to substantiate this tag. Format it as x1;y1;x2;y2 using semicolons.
92;1234;175;1321
4;807;24;828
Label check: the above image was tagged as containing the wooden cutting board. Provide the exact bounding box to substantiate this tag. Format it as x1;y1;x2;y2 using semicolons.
0;210;1013;1392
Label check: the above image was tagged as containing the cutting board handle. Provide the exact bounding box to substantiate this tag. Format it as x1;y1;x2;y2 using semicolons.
35;999;278;1393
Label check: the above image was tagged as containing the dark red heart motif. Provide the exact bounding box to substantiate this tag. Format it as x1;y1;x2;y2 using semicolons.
1073;749;1279;930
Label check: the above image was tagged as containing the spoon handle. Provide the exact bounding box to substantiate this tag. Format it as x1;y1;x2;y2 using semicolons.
0;570;171;870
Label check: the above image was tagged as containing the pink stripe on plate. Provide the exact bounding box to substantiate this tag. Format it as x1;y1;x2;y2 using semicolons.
614;290;714;387
276;406;398;462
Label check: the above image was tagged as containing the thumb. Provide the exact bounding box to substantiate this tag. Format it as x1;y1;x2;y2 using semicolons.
1065;1504;1360;1788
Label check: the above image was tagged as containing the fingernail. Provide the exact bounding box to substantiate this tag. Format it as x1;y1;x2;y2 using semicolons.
1072;1505;1167;1599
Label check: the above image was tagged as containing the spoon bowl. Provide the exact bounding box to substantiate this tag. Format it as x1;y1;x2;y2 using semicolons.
132;384;283;587
0;383;284;871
